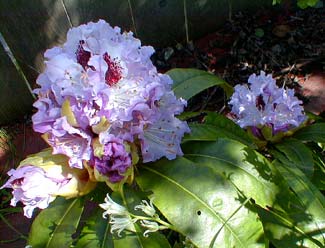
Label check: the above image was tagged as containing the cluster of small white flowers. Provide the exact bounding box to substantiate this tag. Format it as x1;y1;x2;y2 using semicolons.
99;194;169;237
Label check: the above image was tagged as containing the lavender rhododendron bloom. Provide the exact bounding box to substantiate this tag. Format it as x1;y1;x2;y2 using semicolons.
32;20;189;184
229;71;306;134
1;149;96;218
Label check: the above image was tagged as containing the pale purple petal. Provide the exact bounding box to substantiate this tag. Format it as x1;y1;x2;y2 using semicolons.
1;166;64;218
140;115;190;162
229;71;306;134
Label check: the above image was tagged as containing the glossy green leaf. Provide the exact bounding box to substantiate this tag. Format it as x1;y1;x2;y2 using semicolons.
311;144;325;190
136;138;272;247
28;197;84;248
183;139;278;207
182;113;255;147
293;123;325;143
183;123;222;142
267;150;325;247
177;111;202;121
257;204;325;248
167;68;233;100
275;138;314;177
204;112;255;148
74;205;113;248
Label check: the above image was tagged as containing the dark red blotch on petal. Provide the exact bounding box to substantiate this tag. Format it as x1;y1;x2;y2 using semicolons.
256;95;266;111
103;52;122;86
76;40;91;69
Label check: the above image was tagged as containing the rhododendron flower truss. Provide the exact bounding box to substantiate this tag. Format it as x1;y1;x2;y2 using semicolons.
32;20;189;186
229;71;306;139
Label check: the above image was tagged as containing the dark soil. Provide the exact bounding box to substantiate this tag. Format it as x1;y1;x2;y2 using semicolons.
0;5;324;247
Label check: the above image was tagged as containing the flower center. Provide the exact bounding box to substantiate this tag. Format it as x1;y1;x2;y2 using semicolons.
256;95;266;111
103;52;122;86
76;40;91;69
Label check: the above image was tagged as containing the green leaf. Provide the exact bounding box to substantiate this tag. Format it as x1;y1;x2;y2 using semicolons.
255;28;264;37
167;68;233;100
28;197;84;248
182;113;255;148
136;138;271;247
204;112;256;148
74;201;113;248
297;0;319;8
183;139;278;207
177;111;202;121
311;144;325;190
267;150;325;247
293;123;325;143
275;138;314;178
257;204;325;248
183;123;222;142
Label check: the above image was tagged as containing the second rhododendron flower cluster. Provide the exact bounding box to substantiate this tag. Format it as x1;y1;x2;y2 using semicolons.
229;71;306;137
32;20;189;185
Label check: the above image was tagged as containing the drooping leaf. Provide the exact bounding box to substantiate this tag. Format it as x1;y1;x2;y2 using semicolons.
257;204;325;248
310;144;325;190
136;145;267;248
266;149;325;247
75;207;112;248
275;138;314;178
167;68;233;100
293;123;325;143
28;197;84;248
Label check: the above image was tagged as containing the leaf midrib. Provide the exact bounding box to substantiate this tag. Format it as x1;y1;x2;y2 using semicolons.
143;165;245;247
275;160;325;244
185;153;272;194
187;123;252;146
46;198;79;248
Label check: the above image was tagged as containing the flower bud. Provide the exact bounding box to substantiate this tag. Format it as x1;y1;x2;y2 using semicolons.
1;148;96;218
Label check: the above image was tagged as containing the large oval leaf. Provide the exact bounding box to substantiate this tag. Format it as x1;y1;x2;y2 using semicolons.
182;139;279;207
267;149;325;247
74;203;113;248
274;138;314;178
293;123;325;143
182;113;256;150
28;197;84;248
136;156;265;248
167;68;233;100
